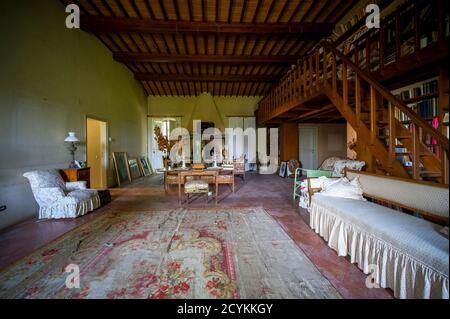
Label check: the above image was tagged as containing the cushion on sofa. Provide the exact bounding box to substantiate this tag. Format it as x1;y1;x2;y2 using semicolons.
319;177;365;201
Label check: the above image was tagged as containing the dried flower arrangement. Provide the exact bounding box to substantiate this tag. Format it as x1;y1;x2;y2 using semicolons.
154;126;177;157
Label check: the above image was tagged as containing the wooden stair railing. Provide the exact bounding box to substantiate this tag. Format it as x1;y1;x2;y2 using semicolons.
257;40;449;183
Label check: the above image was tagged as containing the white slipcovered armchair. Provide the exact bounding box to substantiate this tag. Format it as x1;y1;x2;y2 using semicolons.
23;170;101;219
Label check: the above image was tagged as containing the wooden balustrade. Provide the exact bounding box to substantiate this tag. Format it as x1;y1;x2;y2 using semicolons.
256;34;449;182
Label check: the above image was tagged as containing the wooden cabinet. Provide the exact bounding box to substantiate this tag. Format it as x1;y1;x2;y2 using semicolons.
60;167;91;188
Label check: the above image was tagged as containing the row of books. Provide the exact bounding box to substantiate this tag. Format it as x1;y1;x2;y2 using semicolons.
395;79;438;100
416;99;439;118
394;100;439;122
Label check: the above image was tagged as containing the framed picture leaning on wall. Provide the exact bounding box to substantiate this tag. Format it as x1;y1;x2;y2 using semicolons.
128;158;142;180
279;161;287;178
139;156;152;176
112;152;131;186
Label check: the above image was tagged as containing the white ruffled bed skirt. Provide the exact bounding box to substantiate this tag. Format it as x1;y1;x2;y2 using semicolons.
39;195;101;219
310;203;449;299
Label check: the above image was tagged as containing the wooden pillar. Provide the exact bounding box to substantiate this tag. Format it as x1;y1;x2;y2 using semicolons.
279;122;299;161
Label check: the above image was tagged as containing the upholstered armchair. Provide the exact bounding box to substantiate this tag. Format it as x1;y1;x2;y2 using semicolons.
23;170;101;219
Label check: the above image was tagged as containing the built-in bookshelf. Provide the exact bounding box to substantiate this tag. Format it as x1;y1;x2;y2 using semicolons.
391;77;442;166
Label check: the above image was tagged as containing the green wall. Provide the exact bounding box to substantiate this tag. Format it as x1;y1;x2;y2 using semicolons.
0;0;148;229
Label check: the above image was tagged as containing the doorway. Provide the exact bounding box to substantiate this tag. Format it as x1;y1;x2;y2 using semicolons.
299;126;318;170
148;117;181;170
86;117;108;189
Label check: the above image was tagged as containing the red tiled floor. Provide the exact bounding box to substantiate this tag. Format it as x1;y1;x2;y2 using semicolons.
0;173;392;299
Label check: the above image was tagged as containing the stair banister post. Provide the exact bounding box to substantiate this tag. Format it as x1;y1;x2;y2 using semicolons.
388;103;396;173
303;59;307;98
342;62;348;110
297;60;302;98
309;54;313;95
315;49;319;89
412;124;420;180
332;53;337;96
323;46;327;86
355;74;361;127
370;86;377;146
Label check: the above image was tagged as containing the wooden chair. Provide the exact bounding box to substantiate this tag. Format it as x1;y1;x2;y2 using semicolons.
216;170;235;194
178;170;218;204
233;157;246;181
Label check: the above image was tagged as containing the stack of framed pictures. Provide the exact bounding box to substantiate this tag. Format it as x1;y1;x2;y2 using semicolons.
112;152;153;186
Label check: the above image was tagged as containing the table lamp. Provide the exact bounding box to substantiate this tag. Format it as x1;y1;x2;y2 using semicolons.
64;132;80;168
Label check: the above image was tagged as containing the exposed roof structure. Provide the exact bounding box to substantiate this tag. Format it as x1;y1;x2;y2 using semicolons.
62;0;357;96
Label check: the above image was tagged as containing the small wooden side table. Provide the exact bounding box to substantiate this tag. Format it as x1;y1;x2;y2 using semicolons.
60;167;91;188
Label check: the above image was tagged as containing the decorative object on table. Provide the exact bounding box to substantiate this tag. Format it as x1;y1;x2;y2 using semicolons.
279;161;287;177
64;132;80;168
138;156;152;176
211;150;220;168
128;158;142;180
60;167;91;188
154;126;177;169
0;208;341;298
22;169;100;219
286;159;300;177
192;163;206;170
112;152;131;186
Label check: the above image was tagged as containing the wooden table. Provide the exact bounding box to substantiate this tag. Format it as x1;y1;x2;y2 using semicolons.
60;167;91;188
164;167;235;192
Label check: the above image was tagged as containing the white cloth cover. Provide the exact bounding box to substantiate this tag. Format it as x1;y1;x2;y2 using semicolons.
23;170;100;219
299;177;339;209
319;177;366;201
332;160;366;177
310;194;449;299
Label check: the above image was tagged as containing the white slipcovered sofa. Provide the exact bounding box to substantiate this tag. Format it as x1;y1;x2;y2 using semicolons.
309;170;449;299
23;170;101;219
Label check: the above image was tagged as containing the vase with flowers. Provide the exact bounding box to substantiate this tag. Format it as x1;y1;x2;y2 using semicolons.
154;126;177;169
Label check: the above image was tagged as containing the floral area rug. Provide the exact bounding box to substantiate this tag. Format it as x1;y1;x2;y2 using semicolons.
0;207;341;299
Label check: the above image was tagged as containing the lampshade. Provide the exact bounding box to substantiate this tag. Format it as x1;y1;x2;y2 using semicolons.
64;132;79;143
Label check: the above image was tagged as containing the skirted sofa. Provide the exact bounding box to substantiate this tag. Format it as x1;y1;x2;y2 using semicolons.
309;170;449;299
23;169;100;219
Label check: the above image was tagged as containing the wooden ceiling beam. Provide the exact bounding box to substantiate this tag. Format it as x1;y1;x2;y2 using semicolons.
135;73;279;82
114;52;298;64
81;17;334;35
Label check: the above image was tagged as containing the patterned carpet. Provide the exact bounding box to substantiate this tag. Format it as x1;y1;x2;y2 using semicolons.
0;207;340;299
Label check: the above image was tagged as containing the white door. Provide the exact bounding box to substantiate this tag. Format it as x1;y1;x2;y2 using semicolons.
299;127;318;169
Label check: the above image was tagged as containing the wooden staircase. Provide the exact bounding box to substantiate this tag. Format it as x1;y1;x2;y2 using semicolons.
257;40;449;184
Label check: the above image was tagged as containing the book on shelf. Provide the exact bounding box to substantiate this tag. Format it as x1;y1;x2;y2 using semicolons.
422;79;438;95
417;99;438;118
